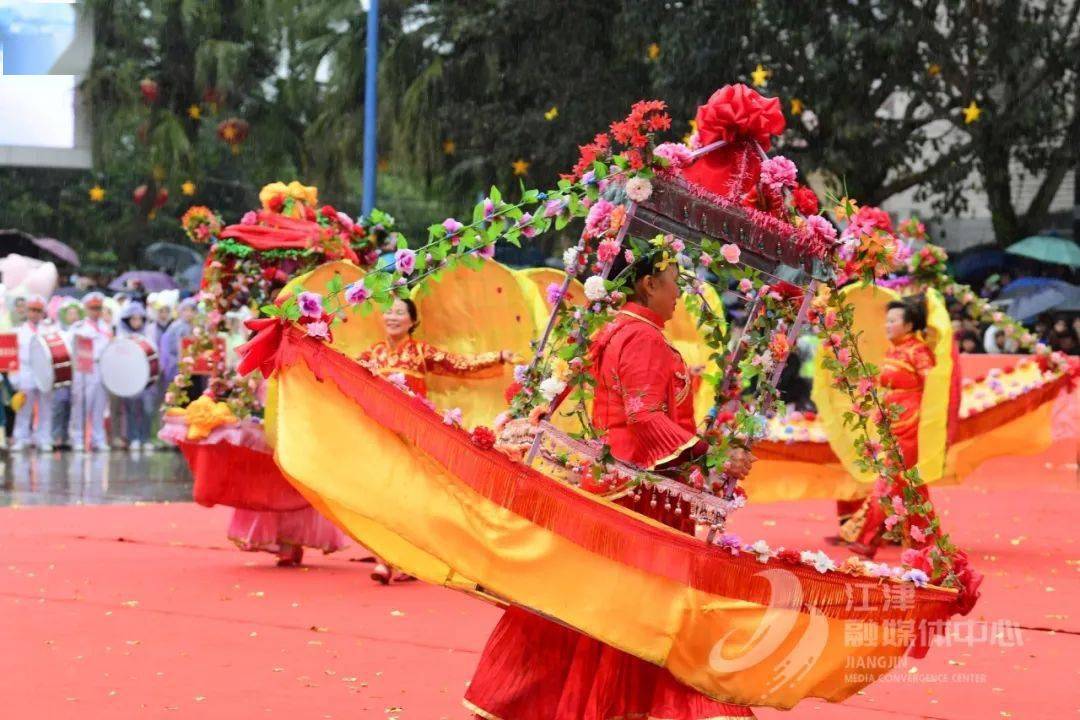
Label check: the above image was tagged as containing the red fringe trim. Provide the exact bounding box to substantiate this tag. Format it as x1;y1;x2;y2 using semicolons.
275;328;959;624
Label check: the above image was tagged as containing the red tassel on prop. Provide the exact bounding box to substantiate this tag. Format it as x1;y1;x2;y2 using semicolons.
237;317;286;378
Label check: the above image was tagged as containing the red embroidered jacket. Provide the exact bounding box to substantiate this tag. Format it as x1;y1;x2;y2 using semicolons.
881;333;935;468
358;338;504;398
590;302;698;469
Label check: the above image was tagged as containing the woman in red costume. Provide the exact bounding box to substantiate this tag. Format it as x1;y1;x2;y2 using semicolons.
837;298;938;558
359;297;516;583
464;254;757;720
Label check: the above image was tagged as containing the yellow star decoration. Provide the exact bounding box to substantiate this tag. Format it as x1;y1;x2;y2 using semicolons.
647;42;661;61
963;100;982;124
512;158;530;176
187;104;202;119
790;98;804;116
544;106;559;121
181;180;196;196
927;63;941;77
167;394;237;441
442;139;456;155
88;185;106;202
751;63;770;88
152;165;166;181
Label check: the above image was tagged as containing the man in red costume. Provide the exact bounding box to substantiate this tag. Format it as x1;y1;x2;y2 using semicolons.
837;298;939;558
465;251;756;720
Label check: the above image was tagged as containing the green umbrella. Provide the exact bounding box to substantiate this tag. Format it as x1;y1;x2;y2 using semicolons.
1005;235;1080;268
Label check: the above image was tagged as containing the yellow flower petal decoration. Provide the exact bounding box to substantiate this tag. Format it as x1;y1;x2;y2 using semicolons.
258;181;319;211
833;197;859;221
175;395;237;441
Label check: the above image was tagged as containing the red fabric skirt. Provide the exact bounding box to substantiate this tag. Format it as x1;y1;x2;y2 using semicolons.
464;488;755;720
464;607;754;720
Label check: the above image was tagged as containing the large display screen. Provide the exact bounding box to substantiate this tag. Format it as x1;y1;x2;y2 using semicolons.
0;0;92;168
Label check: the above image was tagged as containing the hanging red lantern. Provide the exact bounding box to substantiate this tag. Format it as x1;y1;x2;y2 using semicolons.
139;78;159;105
154;187;169;209
216;117;250;154
133;184;148;205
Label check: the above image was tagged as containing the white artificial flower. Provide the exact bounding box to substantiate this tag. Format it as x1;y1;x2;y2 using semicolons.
583;275;608;302
563;247;579;270
539;376;567;402
801;550;836;574
748;539;772;563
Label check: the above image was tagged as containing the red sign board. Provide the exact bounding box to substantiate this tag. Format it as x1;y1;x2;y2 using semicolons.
182;336;226;376
0;333;17;372
76;336;95;373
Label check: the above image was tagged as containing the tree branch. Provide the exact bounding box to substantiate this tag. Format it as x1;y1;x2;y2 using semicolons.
873;141;974;202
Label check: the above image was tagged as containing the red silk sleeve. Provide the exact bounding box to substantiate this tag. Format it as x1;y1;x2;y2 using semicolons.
911;342;935;379
419;341;505;379
615;329;697;469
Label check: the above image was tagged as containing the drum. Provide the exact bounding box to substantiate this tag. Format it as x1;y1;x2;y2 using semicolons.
100;336;160;397
29;332;73;392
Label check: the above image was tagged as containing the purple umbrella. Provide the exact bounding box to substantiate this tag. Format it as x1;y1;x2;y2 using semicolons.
0;229;80;266
108;270;179;292
31;237;80;267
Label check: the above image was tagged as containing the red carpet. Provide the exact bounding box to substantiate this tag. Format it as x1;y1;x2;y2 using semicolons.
2;439;1076;719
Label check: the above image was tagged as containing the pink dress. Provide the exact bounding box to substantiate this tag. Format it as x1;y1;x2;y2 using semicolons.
227;507;348;555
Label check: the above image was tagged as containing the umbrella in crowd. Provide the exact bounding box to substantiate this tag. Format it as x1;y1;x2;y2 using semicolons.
177;264;203;292
997;277;1080;320
142;241;204;274
108;270;179;293
949;245;1008;281
0;229;80;266
1006;235;1080;268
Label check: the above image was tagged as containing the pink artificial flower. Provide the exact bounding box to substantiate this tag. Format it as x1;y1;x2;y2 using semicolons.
623;249;635;263
297;291;324;318
837;347;851;365
442;408;463;426
597;238;620;263
544;198;566;217
516;212;537;238
653;142;693;168
760;155;798;189
720;243;741;264
336;211;355;230
884;514;902;531
738;278;754;294
195;224;211;241
891;495;907;515
804;214;838;244
443;217;463;236
395;248;417;275
240;210;258;225
669;237;685;253
546;282;565;306
909;525;927;544
857;377;874;396
624;177;653;203
699;252;713;268
483;198;495;219
824;310;837;329
584;199;615;238
344;281;370;305
304;320;330;340
479;243;496;260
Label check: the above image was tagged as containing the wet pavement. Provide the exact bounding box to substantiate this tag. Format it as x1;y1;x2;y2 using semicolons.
0;449;192;506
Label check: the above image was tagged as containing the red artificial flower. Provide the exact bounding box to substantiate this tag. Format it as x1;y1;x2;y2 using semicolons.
768;333;791;362
792;185;819;216
139;78;159;105
503;382;522;404
267;194;285;213
803;411;817;421
470;426;496;450
852;205;894;233
320;204;337;219
771;280;805;302
950;549;983;615
776;548;802;564
303;204;317;222
712;409;736;426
